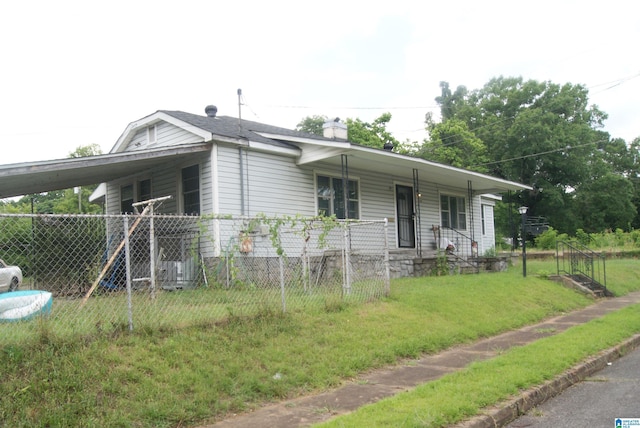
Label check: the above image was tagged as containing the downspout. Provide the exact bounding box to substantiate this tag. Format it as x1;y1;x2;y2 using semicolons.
341;154;349;219
468;180;475;252
413;169;422;257
340;153;352;293
211;143;221;256
239;146;245;216
237;88;247;217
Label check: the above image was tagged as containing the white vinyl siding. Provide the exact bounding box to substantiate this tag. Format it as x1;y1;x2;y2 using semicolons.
151;166;179;213
215;144;314;217
155;122;202;148
216;145;243;215
245;151;315;217
125;122;204;152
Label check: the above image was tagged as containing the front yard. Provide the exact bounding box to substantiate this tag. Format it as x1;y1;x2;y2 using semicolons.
1;259;638;427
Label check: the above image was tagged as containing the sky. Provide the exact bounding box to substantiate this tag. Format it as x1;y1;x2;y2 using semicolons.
1;0;638;165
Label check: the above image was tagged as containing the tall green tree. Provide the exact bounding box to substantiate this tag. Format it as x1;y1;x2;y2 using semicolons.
574;173;635;232
625;137;640;229
432;76;616;234
435;81;469;121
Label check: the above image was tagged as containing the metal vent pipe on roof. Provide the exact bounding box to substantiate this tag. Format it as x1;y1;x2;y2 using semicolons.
205;105;218;117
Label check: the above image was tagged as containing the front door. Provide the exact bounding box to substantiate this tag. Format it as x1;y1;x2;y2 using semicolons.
396;185;415;248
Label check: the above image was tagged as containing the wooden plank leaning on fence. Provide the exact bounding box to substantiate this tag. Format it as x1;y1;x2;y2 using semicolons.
80;205;151;307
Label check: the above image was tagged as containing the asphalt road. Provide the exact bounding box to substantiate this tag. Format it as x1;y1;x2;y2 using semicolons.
506;346;640;428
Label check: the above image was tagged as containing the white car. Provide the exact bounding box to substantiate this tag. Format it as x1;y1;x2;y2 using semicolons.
0;259;22;293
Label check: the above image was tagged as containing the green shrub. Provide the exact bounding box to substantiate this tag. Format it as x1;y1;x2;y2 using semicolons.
575;229;591;246
494;233;511;251
590;232;608;248
534;227;557;250
483;247;497;257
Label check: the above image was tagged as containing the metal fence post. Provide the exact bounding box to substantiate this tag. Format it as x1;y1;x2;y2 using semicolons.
124;216;134;331
149;204;156;300
279;255;286;313
343;222;351;295
383;218;391;296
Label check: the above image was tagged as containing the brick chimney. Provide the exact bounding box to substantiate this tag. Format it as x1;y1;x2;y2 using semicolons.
322;118;348;140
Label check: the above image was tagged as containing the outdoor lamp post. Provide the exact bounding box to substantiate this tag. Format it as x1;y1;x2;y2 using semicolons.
518;206;528;277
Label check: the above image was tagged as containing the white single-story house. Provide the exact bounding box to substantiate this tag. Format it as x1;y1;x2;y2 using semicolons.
0;105;530;279
88;106;529;258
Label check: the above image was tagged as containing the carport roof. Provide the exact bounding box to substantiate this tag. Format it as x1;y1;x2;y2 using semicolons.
0;142;211;199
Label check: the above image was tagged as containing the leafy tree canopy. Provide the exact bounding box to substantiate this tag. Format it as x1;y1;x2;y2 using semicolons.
574;173;636;232
69;143;102;158
295;115;327;136
296;113;404;152
434;76;608;186
429;76;640;233
419;117;489;173
346;112;400;150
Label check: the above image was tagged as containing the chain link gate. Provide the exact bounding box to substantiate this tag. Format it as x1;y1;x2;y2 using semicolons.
0;212;389;344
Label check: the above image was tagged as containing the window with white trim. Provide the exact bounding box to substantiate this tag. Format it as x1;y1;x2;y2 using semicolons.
316;175;359;219
440;194;466;230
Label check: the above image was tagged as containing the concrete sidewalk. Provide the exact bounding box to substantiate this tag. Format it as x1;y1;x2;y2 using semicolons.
203;291;640;428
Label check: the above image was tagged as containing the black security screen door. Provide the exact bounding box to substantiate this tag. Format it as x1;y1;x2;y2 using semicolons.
396;185;415;248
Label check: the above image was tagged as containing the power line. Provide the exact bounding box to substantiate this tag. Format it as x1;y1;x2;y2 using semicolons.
423;114;522;150
261;104;440;111
471;139;608;168
589;71;640;94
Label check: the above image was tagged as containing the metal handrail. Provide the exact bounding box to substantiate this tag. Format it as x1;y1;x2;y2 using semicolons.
556;240;607;293
438;226;476;258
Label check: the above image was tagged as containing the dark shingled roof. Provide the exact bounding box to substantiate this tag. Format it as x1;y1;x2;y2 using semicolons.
160;110;329;150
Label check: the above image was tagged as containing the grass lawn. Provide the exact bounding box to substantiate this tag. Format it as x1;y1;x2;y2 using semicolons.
319;305;640;427
0;258;638;427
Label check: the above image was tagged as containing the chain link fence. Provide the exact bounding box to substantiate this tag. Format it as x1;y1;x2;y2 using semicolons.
0;212;389;344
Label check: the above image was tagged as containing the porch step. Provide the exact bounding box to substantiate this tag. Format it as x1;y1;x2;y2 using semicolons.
568;274;612;297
